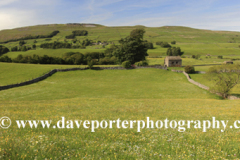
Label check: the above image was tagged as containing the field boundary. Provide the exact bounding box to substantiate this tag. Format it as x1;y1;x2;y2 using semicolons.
0;65;167;91
180;70;239;100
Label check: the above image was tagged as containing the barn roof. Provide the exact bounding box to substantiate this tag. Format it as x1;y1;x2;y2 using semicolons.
165;56;182;60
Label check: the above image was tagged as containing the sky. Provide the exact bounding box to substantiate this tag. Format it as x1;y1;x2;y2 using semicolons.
0;0;240;31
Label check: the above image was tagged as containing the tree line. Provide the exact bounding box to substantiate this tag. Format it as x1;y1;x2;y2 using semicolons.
0;51;118;65
39;39;92;49
0;31;60;44
65;30;88;39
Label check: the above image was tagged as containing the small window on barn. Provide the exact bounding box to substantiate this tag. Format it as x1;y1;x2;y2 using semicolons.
172;62;174;64
176;61;178;64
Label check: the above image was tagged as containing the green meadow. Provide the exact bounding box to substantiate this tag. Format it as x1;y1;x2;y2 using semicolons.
1;24;240;159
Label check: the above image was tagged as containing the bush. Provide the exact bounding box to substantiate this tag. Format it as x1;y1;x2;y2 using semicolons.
161;42;171;48
156;41;171;48
144;42;154;49
122;61;131;68
0;45;10;56
136;60;148;66
0;55;12;62
99;57;117;65
87;59;95;69
171;41;176;44
218;55;223;59
184;65;195;74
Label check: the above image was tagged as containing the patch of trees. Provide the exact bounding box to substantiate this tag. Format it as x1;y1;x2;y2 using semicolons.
0;31;60;44
166;47;184;56
0;45;10;56
40;39;92;49
0;51;118;65
65;30;88;39
11;46;32;52
10;40;36;52
40;41;72;49
156;41;171;48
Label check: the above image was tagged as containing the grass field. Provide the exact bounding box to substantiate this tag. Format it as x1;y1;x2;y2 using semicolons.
1;68;240;159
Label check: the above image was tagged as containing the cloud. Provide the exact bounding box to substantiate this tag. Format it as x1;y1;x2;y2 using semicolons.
0;9;36;30
0;0;19;7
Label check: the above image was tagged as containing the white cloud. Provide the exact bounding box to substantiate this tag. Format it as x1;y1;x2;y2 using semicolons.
0;9;36;30
0;0;19;7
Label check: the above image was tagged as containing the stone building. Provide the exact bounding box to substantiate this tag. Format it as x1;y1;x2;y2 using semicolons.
164;56;182;67
224;61;233;64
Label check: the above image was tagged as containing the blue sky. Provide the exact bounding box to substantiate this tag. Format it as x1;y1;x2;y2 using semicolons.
0;0;240;31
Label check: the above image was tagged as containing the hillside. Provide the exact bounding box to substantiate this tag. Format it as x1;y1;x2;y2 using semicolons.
1;24;240;43
0;24;240;58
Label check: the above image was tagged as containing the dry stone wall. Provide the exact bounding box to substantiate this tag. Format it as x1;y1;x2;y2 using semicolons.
182;71;209;90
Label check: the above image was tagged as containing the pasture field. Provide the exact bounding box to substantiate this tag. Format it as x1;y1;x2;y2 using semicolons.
0;63;118;86
1;68;240;159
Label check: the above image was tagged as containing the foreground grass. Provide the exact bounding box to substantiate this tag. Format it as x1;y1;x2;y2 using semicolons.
1;98;240;159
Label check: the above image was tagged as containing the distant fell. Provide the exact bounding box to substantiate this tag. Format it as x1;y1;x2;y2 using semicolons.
0;23;240;43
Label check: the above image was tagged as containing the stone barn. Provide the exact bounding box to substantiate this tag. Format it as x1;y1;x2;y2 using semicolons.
164;56;182;67
224;61;233;64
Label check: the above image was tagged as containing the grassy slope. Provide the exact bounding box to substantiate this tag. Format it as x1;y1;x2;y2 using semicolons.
1;69;240;159
0;62;120;86
1;24;240;58
0;69;218;101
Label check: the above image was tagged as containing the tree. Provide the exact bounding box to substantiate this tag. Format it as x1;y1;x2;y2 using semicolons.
184;65;195;73
19;40;26;46
171;41;176;44
32;44;36;49
0;45;10;56
156;41;171;48
112;28;148;64
166;47;184;56
130;28;145;40
206;64;240;98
